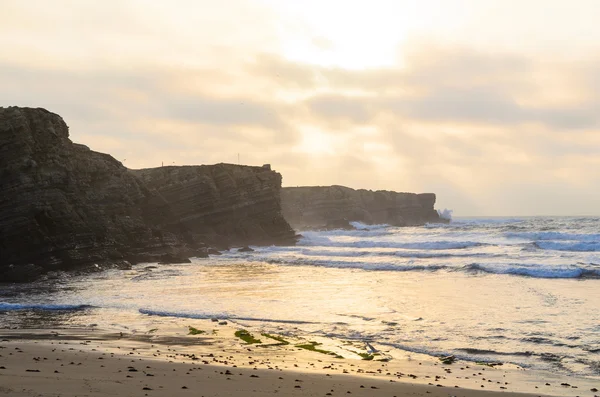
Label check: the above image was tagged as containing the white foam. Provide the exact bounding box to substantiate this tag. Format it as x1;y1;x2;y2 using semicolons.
535;241;600;252
139;309;319;324
466;263;600;279
437;208;453;221
506;231;600;242
349;221;390;230
297;235;484;250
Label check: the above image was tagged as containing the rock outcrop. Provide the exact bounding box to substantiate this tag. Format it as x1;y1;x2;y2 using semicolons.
0;107;295;282
281;185;444;229
131;164;296;247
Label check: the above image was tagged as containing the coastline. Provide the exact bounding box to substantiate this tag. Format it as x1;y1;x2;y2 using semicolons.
0;322;596;397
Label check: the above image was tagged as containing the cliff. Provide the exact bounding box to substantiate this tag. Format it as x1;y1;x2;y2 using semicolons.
131;165;296;247
281;185;444;229
0;107;295;282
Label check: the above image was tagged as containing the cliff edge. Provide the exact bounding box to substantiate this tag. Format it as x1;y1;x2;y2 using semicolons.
131;164;296;247
281;185;444;229
0;107;295;282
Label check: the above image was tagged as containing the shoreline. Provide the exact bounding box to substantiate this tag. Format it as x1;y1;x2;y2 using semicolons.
0;324;597;397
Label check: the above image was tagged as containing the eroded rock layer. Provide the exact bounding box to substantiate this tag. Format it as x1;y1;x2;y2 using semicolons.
132;164;296;247
281;185;443;229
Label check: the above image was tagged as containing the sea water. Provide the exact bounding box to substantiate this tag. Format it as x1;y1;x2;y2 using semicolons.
1;217;599;379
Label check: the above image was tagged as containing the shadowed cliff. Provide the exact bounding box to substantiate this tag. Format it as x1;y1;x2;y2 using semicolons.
132;164;296;247
281;185;444;229
0;107;295;282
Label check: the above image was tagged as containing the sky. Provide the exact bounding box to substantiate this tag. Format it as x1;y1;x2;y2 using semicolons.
1;0;600;216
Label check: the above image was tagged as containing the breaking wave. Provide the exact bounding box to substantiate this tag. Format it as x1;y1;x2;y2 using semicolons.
464;263;600;279
506;231;600;242
534;241;600;252
298;235;485;250
138;309;320;324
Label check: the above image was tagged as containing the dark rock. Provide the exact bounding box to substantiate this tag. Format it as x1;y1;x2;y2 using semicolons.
281;185;447;229
207;248;222;256
237;246;254;252
156;254;191;265
195;249;209;258
0;107;297;282
132;164;297;247
0;264;43;283
0;107;188;282
439;355;456;365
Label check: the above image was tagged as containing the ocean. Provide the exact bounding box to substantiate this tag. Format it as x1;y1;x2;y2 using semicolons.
1;216;599;380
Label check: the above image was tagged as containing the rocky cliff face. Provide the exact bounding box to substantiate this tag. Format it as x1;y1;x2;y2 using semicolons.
281;185;444;229
0;107;295;282
132;165;296;247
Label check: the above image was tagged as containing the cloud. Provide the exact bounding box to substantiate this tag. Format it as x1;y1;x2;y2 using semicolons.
305;94;374;125
311;36;334;51
0;60;302;173
250;54;319;90
164;96;284;129
259;46;600;130
2;10;600;216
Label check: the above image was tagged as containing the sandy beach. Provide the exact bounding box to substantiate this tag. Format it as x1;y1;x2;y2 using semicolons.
1;322;597;397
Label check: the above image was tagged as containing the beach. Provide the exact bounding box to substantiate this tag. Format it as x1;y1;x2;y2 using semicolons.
2;217;600;396
1;321;597;397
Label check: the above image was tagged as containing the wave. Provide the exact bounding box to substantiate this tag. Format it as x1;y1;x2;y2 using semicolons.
283;259;600;279
393;251;493;259
298;235;485;250
534;241;600;252
457;347;534;357
258;248;495;259
378;342;518;365
506;231;600;242
264;257;449;272
349;221;390;230
437;208;453;221
138;309;320;324
298;229;393;238
222;249;600;279
0;302;92;311
464;263;600;279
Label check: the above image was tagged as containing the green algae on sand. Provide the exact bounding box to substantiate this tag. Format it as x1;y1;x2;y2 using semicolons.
188;326;206;335
261;333;290;345
235;329;262;344
295;341;343;359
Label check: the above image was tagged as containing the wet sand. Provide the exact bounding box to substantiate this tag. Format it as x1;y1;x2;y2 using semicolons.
0;324;597;397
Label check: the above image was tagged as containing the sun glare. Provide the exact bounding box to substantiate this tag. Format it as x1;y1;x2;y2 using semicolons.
262;0;472;70
265;0;424;69
293;127;339;155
